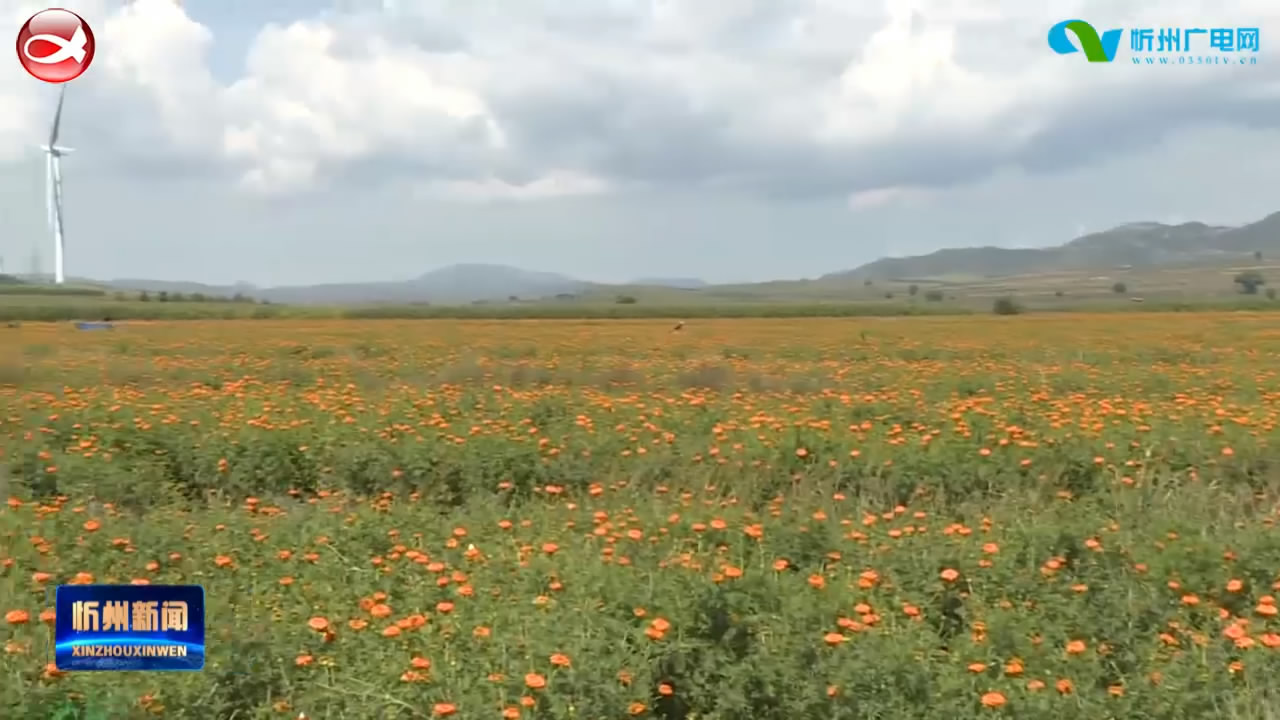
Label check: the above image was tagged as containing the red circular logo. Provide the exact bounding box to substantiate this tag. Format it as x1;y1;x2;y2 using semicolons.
16;8;95;84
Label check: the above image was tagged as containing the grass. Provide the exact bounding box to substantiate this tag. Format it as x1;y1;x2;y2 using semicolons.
0;295;1276;323
0;285;106;297
2;314;1280;719
0;258;1274;322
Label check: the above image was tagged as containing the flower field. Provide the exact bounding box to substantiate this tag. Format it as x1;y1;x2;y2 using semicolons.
4;314;1280;719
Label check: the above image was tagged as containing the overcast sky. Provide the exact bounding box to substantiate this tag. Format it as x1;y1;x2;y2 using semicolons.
1;0;1278;286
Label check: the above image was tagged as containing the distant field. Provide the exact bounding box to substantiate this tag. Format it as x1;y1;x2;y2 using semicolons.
0;285;105;297
0;259;1274;321
598;260;1278;306
3;314;1280;718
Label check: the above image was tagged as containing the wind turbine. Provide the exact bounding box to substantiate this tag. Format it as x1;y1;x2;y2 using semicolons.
40;86;73;285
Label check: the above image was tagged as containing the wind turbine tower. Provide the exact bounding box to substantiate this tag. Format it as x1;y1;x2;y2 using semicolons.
40;87;73;285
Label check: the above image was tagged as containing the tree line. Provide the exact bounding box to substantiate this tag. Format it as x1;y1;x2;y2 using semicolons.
126;290;266;304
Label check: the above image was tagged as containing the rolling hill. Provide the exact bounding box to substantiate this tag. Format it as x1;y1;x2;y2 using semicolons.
88;264;590;305
18;210;1276;306
827;212;1280;282
260;264;590;305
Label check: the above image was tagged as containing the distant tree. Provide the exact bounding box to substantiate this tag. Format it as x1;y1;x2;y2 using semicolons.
883;292;894;299
1111;282;1127;294
1255;250;1263;261
923;290;944;302
863;279;873;287
508;295;519;302
908;284;919;296
1234;270;1266;295
138;290;150;302
232;292;247;303
171;291;185;302
1054;290;1065;297
157;290;169;302
615;295;637;304
1267;288;1277;300
113;291;126;301
191;292;206;302
992;296;1023;315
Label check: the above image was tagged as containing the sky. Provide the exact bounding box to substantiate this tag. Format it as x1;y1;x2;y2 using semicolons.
1;0;1278;287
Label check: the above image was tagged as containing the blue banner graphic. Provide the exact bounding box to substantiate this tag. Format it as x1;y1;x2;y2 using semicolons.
54;584;205;671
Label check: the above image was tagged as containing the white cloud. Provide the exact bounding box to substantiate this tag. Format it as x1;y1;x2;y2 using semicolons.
99;0;222;152
821;4;1013;142
848;186;931;211
221;19;506;192
0;0;1277;199
417;170;613;203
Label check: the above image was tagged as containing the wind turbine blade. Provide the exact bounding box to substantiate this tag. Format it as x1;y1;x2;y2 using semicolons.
53;158;62;203
50;86;65;148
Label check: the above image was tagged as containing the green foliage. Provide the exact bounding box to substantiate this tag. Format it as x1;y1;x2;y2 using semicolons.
6;293;1280;324
1234;271;1266;294
992;296;1023;315
3;316;1280;718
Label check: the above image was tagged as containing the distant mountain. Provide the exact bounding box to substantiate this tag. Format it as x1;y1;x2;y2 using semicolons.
409;264;588;301
827;212;1280;281
105;264;590;305
76;211;1280;304
630;277;708;289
